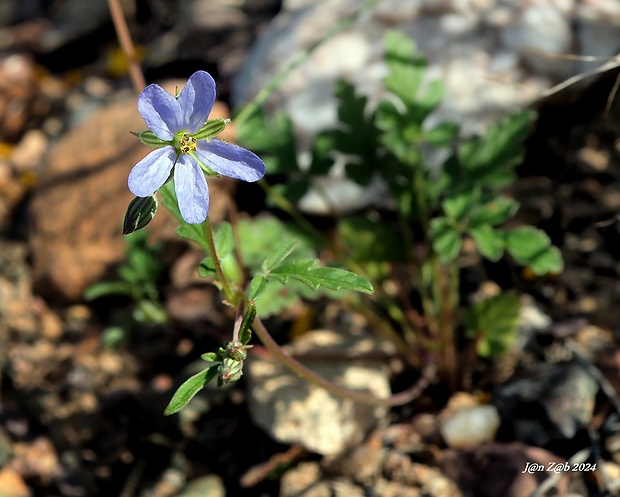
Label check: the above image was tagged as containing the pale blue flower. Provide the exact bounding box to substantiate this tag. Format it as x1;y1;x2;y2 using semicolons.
128;70;266;224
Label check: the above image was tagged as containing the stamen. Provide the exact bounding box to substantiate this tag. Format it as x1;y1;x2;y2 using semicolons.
177;132;197;154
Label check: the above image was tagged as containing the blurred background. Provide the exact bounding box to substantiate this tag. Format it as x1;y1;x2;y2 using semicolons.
1;1;620;496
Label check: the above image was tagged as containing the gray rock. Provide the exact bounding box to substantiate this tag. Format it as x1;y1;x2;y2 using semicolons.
233;0;620;213
493;360;599;445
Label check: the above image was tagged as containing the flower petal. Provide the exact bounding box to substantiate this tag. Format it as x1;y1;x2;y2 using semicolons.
196;140;266;182
138;84;182;140
177;71;216;134
174;155;210;224
128;146;175;196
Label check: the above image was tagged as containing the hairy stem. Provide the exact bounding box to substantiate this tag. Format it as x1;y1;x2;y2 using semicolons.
204;217;236;305
252;316;434;407
433;258;458;391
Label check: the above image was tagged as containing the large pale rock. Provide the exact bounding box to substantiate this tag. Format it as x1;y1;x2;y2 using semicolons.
246;329;393;456
29;86;234;302
236;0;620;128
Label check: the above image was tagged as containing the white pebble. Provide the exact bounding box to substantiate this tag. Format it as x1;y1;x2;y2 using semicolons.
440;405;501;449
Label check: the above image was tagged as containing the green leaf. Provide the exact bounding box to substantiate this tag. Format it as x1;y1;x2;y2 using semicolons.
331;80;380;185
175;225;209;252
505;226;563;275
457;110;535;188
84;281;135;300
237;217;318;270
262;240;298;273
469;225;505;262
214;222;233;257
123;243;163;282
422;122;459;146
247;273;267;301
271;259;373;294
464;293;521;357
337;215;407;263
164;365;219;415
443;190;480;222
527;246;564;275
159;181;182;220
198;257;216;277
384;31;422;107
376;31;446;169
201;352;220;363
505;226;552;262
251;278;314;318
117;264;142;285
309;132;336;176
382;31;444;118
429;217;462;263
160;182;210;251
235;108;299;174
239;303;257;345
470;197;519;227
383;32;420;101
191;222;240;282
133;299;167;324
268;180;310;207
375;100;420;162
101;326;129;349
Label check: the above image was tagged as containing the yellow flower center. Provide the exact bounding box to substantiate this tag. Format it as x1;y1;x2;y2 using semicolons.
178;133;197;154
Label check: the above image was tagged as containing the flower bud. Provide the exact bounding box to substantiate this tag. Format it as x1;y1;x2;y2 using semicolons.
122;195;158;235
225;341;250;361
218;358;243;383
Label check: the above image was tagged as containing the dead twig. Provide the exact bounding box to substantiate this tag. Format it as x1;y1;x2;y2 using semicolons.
540;53;620;101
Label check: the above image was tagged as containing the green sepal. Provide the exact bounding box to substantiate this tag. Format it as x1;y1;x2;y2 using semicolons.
132;130;170;147
192;118;229;141
189;152;220;177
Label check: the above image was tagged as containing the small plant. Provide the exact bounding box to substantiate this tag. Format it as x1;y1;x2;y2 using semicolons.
235;31;563;389
84;229;168;346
